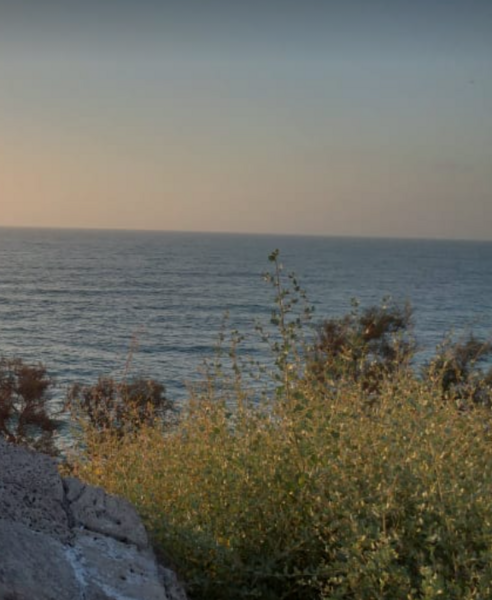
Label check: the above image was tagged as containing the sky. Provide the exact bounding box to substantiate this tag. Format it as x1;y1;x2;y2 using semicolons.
1;1;491;240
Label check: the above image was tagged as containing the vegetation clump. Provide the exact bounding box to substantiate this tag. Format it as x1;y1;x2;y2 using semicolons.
66;375;174;436
0;357;58;455
425;336;492;407
309;299;415;395
65;252;492;600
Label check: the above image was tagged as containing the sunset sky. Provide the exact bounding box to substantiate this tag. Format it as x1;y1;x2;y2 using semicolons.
1;1;491;240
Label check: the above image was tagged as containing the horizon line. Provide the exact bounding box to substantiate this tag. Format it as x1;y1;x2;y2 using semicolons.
0;223;491;244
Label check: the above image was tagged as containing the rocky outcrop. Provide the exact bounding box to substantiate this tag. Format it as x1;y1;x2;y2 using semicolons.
0;439;187;600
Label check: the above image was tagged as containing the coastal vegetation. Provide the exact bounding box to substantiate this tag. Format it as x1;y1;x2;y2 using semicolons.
2;251;492;599
0;358;58;455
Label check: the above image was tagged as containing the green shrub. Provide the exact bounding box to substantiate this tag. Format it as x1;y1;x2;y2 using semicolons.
67;252;492;600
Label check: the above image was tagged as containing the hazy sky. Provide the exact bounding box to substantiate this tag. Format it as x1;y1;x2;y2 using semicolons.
1;1;491;239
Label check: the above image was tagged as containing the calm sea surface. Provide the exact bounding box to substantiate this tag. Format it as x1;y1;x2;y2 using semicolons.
1;227;492;405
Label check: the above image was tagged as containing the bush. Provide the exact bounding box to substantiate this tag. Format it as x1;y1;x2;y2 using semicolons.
67;252;492;600
66;376;174;437
309;300;415;395
69;375;492;600
310;300;492;410
425;335;492;408
0;357;58;455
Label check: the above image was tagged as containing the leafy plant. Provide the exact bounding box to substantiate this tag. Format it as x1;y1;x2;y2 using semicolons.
0;357;58;455
67;252;492;600
66;375;174;436
308;299;415;395
424;334;492;407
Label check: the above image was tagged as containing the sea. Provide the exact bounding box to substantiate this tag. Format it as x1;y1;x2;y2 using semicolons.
1;227;492;408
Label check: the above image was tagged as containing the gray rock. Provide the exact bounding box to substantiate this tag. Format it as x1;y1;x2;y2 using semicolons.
0;440;70;543
0;439;187;600
67;531;168;600
0;520;80;600
66;478;149;550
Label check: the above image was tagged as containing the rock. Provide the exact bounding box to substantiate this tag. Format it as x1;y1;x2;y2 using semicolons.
0;439;187;600
0;439;70;543
0;520;80;600
65;477;149;549
67;531;167;600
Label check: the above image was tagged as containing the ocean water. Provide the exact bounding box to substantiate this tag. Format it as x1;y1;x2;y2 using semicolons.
1;227;492;405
